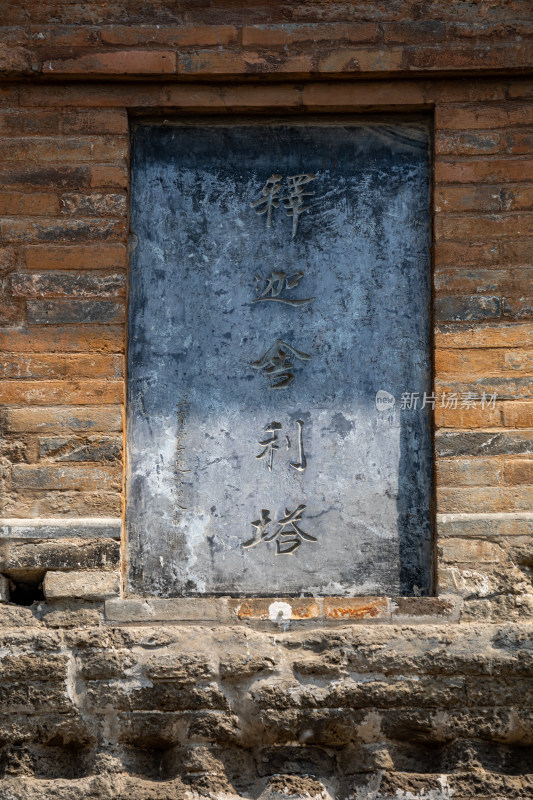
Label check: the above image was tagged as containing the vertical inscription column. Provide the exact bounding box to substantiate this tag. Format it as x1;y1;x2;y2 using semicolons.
127;123;432;597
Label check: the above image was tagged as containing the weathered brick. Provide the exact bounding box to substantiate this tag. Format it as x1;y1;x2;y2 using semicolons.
436;375;532;400
502;295;533;319
0;325;123;352
0;354;123;379
434;295;501;322
434;239;533;268
98;24;238;47
11;271;125;298
439;538;504;564
0;164;90;190
39;434;122;462
435;322;533;350
436;431;533;457
3;405;122;433
435;348;533;377
0;518;121;538
502;129;533;155
0;110;60;135
503;459;533;485
435;185;533;213
324;597;389;620
436;513;533;539
60;110;128;135
242;23;379;47
435;405;502;429
317;48;403;73
0;136;127;163
25;244;126;270
437;486;533;513
0;539;120;571
436;104;533;130
437;458;502;487
60;193;127;216
502;401;533;427
11;464;121;491
435;213;532;241
0;217;124;243
435;131;501;156
0;192;60;216
434;269;532;297
4;491;122;518
26;299;125;324
43;51;176;75
435;159;533;184
43;570;120;600
0;575;9;602
0;380;124;405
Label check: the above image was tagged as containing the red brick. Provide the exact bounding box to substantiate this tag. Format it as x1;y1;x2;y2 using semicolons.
42;51;176;75
0;217;124;244
302;81;427;109
437;457;502;486
501;130;533;156
24;244;126;270
504;459;533;485
0;192;60;216
435;323;533;350
435;159;533;184
60;193;126;217
26;299;125;325
4;492;122;518
436;104;533;130
0;137;127;163
434;268;533;297
0;354;123;380
502;402;533;428
11;464;121;491
382;21;446;44
435;131;501;156
406;43;533;72
435;405;502;429
435;213;533;241
0;165;91;190
99;25;238;47
0;380;124;405
0;110;60;135
242;23;379;47
90;165;128;189
4;405;123;433
11;271;125;298
317;48;403;73
434;185;533;213
434;239;533;268
177;50;314;76
60;110;128;135
0;325;123;353
437;486;533;513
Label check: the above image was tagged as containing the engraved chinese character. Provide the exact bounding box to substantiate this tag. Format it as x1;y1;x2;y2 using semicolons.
250;174;283;228
256;419;306;472
251;173;317;238
252;338;311;389
243;504;317;555
284;174;316;238
256;421;282;472
253;270;315;308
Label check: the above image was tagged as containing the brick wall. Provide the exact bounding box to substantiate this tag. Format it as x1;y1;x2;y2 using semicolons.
0;2;532;797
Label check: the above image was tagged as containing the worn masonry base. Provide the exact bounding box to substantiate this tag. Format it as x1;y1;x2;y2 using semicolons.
0;606;531;800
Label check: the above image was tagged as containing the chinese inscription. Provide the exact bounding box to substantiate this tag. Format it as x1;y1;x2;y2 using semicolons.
251;173;317;238
253;270;315;307
251;338;311;390
243;505;317;555
256;418;307;472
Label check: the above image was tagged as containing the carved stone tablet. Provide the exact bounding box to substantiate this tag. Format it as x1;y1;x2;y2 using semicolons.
127;122;432;596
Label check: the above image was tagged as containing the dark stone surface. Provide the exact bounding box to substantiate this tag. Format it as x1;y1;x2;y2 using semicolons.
127;122;432;596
